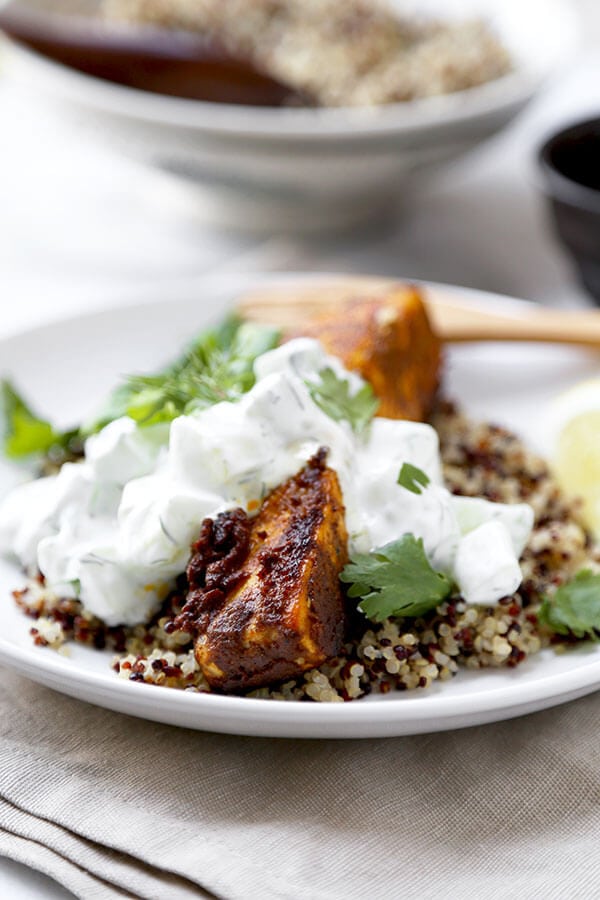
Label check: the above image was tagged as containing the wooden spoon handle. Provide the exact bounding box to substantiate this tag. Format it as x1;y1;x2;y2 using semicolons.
238;278;600;348
0;5;296;105
426;287;600;347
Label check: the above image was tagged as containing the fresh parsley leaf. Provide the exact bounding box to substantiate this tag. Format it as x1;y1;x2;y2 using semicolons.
306;367;378;433
538;570;600;640
1;380;75;460
397;462;430;495
339;534;453;622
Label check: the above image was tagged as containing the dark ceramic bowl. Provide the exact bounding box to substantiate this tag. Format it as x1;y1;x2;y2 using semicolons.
539;117;600;302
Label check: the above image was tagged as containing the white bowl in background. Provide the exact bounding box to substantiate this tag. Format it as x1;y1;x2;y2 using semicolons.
2;0;580;231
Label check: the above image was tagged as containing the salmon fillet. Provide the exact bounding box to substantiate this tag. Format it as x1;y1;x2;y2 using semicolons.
173;450;348;692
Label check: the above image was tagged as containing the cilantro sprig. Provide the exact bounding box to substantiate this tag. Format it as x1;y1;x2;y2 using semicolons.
397;462;430;495
1;380;80;462
538;570;600;640
340;534;453;622
1;317;280;462
305;367;378;433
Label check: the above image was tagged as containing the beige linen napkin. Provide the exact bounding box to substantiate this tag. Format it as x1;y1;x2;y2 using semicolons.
1;667;600;900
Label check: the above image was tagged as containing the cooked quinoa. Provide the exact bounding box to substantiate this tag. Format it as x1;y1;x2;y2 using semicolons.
103;0;512;107
13;401;598;703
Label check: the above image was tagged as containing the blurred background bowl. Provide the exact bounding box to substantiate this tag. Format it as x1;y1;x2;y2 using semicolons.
0;0;580;233
539;117;600;304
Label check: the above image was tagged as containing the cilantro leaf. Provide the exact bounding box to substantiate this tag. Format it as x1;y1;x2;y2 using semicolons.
306;367;378;433
397;462;430;495
340;534;453;622
1;380;76;460
538;570;600;640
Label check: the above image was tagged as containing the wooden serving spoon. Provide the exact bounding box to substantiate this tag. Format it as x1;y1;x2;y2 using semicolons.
0;2;299;105
237;277;600;347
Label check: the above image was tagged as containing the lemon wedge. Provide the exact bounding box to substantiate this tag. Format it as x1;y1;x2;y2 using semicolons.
551;379;600;536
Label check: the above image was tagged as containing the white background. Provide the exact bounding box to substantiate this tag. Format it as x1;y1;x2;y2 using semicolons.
0;0;599;895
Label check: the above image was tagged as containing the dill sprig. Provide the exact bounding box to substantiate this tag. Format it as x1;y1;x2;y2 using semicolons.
2;317;280;461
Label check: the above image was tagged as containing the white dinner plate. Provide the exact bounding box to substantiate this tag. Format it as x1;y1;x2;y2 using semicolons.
1;273;599;739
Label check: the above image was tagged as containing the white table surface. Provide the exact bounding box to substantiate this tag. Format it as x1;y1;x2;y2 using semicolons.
0;1;599;896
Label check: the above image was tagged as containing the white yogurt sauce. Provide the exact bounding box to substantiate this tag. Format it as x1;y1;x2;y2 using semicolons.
0;339;534;625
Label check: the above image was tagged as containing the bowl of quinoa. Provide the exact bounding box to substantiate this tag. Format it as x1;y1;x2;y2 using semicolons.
0;0;579;230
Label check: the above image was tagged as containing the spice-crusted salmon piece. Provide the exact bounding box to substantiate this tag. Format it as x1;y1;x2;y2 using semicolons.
173;450;348;692
238;279;442;422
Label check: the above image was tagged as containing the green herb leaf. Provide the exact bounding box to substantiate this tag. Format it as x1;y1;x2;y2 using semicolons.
397;462;430;495
306;367;378;433
1;380;73;460
83;317;280;433
2;318;280;463
340;534;453;622
538;570;600;640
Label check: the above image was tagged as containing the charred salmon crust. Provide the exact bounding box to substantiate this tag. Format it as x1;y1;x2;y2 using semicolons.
174;449;349;692
289;285;442;422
